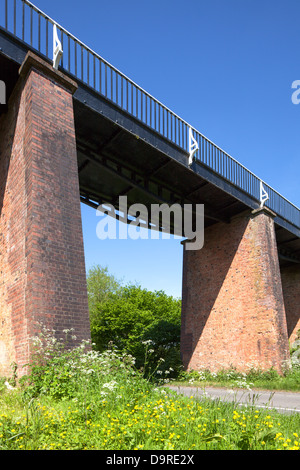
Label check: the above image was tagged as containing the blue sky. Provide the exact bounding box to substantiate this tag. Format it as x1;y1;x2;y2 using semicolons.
31;0;300;298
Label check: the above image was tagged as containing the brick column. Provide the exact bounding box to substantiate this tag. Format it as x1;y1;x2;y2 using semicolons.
280;265;300;346
181;207;290;374
0;52;90;377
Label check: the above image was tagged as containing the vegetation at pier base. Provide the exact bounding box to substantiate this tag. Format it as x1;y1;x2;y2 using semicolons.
175;330;300;392
0;332;300;451
176;366;300;393
87;265;300;392
0;265;299;451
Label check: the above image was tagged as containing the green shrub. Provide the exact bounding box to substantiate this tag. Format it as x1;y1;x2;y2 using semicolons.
19;325;148;401
88;266;182;379
137;320;182;380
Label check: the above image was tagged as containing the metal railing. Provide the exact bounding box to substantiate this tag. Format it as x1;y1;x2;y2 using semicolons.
1;0;300;229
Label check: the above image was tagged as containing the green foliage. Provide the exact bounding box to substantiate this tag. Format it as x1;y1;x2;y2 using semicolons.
87;266;182;378
3;264;299;450
0;335;300;450
177;365;300;392
87;265;121;323
290;329;300;369
138;321;182;379
19;326;148;402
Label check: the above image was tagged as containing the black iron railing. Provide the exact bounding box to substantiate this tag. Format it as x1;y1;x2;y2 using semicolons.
1;0;300;229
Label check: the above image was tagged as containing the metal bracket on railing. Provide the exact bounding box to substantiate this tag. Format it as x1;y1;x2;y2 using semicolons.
53;24;63;70
188;128;199;166
260;181;269;208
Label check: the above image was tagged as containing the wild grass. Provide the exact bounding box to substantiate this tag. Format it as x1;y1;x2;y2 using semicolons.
174;367;300;392
1;386;299;451
0;328;299;451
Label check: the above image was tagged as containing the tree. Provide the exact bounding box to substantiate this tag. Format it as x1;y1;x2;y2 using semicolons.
87;265;121;324
87;266;182;377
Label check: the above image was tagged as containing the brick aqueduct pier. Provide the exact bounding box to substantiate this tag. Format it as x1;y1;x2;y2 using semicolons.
0;0;299;377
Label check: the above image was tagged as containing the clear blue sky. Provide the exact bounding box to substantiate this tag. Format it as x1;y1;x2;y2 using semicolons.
32;0;300;298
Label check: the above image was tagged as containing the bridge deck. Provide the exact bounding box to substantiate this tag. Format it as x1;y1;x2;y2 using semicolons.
0;0;300;266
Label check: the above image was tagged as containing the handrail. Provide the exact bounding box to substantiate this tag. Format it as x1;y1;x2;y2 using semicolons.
1;0;300;229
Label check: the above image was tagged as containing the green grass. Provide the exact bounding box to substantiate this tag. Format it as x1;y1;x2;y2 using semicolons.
174;367;300;392
0;337;299;451
1;386;300;451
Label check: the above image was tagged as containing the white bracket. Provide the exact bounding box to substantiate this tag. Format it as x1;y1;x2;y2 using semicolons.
188;127;199;166
260;181;269;208
53;24;63;70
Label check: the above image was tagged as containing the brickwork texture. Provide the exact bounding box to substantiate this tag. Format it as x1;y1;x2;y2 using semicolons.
0;53;90;377
0;51;298;378
281;265;300;346
181;208;291;374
